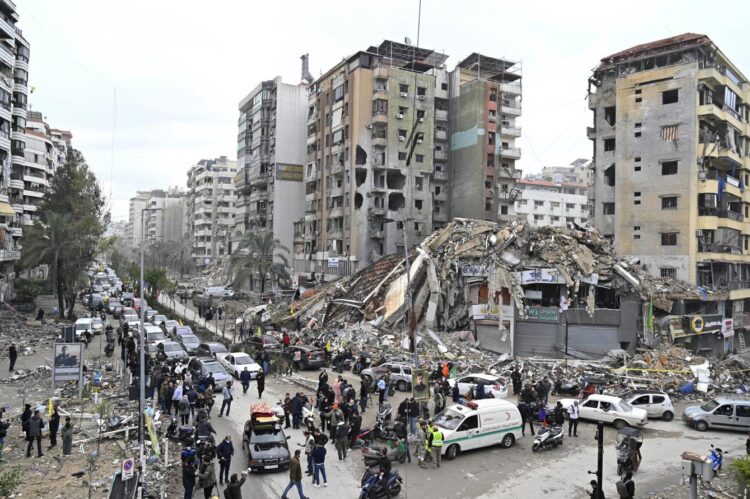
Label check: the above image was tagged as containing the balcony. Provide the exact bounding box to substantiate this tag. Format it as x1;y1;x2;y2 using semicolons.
698;243;742;255
305;192;318;202
0;15;15;40
329;206;344;218
433;170;447;181
372;87;389;98
11;106;26;119
373;66;390;80
23;204;37;212
372;112;388;125
23;189;44;198
435;109;448;121
501;104;522;116
369;229;385;239
368;206;386;217
9;226;21;237
328;229;343;240
434;149;448;161
0;43;13;67
499;147;521;159
435;129;448;141
307;111;318;124
372;137;387;148
587;127;597;139
500;126;522;137
698;207;744;221
698;103;744;130
13;82;27;95
7;179;23;190
500;82;522;95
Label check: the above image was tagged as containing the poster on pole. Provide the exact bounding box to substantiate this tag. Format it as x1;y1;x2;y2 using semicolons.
53;343;83;382
411;369;430;403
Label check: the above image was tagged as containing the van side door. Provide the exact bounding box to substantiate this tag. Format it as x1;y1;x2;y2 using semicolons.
735;403;750;430
456;414;480;450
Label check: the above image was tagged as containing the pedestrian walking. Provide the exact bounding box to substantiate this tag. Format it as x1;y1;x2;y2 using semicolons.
359;379;368;414
217;435;234;485
257;370;265;399
293;349;302;373
205;387;215;416
179;396;191;425
61;416;74;455
407;398;419;435
334;421;349;460
240;367;252;394
567;400;580;437
292;392;304;430
48;406;60;449
427;421;443;468
224;471;247;499
303;430;315;475
518;402;535;436
20;403;31;440
26;409;44;458
415;419;426;468
8;343;17;371
281;449;310;499
377;377;386;405
311;443;328;487
196;456;217;499
536;376;551;406
261;349;270;375
283;393;292;429
617;472;635;499
219;381;233;417
172;382;184;416
182;458;197;499
511;367;522;396
588;479;605;499
553;401;565;426
186;385;197;418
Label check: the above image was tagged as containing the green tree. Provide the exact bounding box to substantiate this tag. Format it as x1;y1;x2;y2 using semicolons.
230;231;291;293
164;236;195;278
19;149;108;316
144;267;169;300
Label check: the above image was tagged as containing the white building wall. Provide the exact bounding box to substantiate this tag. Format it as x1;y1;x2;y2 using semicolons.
515;185;589;228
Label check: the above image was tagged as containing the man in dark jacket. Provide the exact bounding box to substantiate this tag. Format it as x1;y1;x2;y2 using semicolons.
536;377;551;406
281;449;309;499
182;458;197;499
518;402;535;436
620;472;635;499
26;409;44;458
283;393;292;428
291;392;304;429
451;382;460;403
216;435;234;485
520;384;537;405
20;403;32;440
8;344;17;371
240;367;252;394
224;471;247;499
257;370;265;399
511;368;522;395
48;407;60;449
553;401;565;426
406;398;419;435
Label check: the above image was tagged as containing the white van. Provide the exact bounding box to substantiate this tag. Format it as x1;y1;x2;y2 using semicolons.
203;286;234;298
433;399;522;460
74;318;95;339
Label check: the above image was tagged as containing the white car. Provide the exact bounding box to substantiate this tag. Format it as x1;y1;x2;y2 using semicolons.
143;325;167;346
559;394;648;428
621;390;675;421
448;373;508;399
91;317;104;335
217;352;262;379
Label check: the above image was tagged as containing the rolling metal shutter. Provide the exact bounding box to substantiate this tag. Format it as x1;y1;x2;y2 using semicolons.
566;325;620;358
515;322;558;358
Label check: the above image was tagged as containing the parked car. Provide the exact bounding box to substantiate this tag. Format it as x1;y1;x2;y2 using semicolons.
107;300;121;315
144;309;157;323
187;357;231;384
158;341;189;362
172;325;194;339
447;373;508;399
361;362;413;391
217;352;262;379
152;314;168;326
247;334;283;354
91;317;104;335
144;325;167;347
285;345;326;370
559;394;648;429
163;320;179;332
621;390;675;421
197;342;229;359
683;397;750;432
112;304;124;318
178;334;201;355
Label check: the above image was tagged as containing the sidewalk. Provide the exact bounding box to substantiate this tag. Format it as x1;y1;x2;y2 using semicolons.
156;294;233;341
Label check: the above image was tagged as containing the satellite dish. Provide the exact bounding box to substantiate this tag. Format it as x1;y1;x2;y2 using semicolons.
404;37;412;46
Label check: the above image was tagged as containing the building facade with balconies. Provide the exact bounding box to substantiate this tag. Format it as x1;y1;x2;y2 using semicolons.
0;0;29;301
514;179;589;228
146;187;186;245
186;156;236;268
448;53;522;223
588;33;750;353
126;191;150;249
234;77;306;263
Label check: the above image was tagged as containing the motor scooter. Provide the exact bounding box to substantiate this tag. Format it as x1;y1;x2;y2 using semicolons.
531;425;564;452
359;466;403;499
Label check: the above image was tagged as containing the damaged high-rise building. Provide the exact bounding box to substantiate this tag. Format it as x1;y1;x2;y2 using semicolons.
588;33;750;354
292;41;522;280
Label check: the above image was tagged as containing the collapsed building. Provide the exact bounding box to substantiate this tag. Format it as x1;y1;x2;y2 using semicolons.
283;218;727;360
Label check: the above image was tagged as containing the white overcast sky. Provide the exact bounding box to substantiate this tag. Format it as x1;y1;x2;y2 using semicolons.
18;0;750;221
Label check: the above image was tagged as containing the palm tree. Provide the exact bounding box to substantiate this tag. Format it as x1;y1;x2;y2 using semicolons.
230;231;291;293
19;213;70;315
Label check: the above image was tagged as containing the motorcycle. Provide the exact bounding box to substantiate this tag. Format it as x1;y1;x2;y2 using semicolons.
552;378;581;396
709;445;724;473
615;427;643;476
104;341;115;357
359;466;403;499
195;438;216;461
532;425;564;452
166;417;195;446
302;404;316;431
362;439;407;466
353;354;372;375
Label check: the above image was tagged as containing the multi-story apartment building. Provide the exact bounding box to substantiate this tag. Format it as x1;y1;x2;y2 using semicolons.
449;54;522;223
126;190;150;249
514;178;589;228
294;40;450;277
541;158;592;186
0;0;29;300
49;127;72;166
146;187;186;244
22;111;56;226
234;76;306;258
186;156;236;267
588;33;750;354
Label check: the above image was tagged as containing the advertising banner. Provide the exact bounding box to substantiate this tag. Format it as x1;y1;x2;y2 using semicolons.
53;343;83;382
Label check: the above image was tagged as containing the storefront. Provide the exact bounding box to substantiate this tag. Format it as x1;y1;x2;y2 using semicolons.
670;314;724;356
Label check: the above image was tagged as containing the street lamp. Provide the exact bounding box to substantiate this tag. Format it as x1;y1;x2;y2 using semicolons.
138;207;162;488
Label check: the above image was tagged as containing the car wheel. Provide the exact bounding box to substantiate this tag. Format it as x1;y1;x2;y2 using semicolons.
532;442;540;452
661;411;674;422
695;420;709;432
613;419;628;430
445;444;459;460
501;434;515;448
396;380;407;392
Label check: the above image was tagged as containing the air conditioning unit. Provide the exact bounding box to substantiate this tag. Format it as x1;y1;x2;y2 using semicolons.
696;229;704;237
698;171;707;180
416;139;423;144
399;136;406;142
418;117;424;123
365;123;373;129
397;113;404;119
400;92;408;98
418;95;426;100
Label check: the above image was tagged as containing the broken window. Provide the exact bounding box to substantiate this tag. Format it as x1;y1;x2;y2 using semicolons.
603;202;615;215
388;192;405;210
604;164;615;186
660;268;677;279
398;129;407;141
417;86;426;97
415;200;423;210
354;192;363;209
661;161;678;175
662;196;678;209
661;232;678;246
604;106;616;126
662;89;679;105
415;154;424;163
399;83;408;95
603;138;615;152
356;145;367;165
355;168;367;187
386;170;406;190
398;152;407;161
485;198;493;211
500;205;508;215
415;177;423;190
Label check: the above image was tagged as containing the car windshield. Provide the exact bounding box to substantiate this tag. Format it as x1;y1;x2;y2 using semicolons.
250;430;286;444
164;344;182;352
618;401;633;412
701;400;720;412
433;408;464;431
147;331;166;341
211;345;228;352
182;336;199;346
154;315;167;322
92;318;102;326
236;356;254;365
205;363;226;374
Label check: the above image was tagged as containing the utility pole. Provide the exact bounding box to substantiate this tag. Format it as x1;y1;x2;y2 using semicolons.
596;422;604;496
138;208;147;492
402;225;417;368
